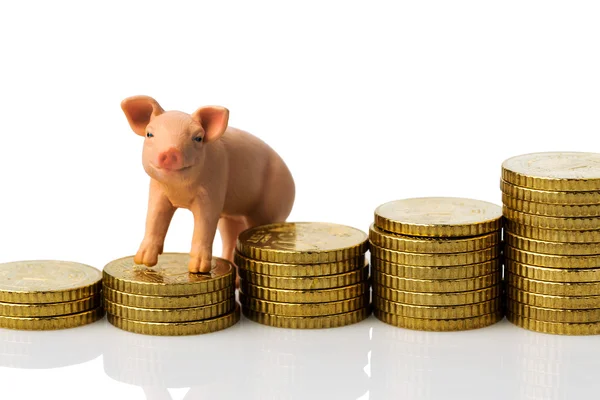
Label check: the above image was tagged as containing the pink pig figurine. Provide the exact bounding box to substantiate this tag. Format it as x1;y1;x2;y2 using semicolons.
121;96;295;279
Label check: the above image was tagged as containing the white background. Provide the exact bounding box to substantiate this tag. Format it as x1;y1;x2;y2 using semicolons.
1;1;599;399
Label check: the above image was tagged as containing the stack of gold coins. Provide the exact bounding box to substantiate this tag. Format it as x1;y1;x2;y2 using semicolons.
370;197;504;331
234;222;370;329
103;253;239;336
0;260;104;330
502;152;600;335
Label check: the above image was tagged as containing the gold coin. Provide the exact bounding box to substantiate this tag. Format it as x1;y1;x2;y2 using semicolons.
0;260;102;304
373;296;501;319
505;233;600;256
0;295;101;317
374;309;503;331
373;270;500;293
0;306;104;331
238;264;368;290
103;285;234;309
505;220;600;243
236;222;368;264
374;283;501;306
506;245;600;268
370;243;499;267
501;152;600;191
242;306;370;329
103;253;235;296
371;257;500;280
240;293;369;316
506;259;600;282
507;273;600;296
107;305;240;336
507;312;600;335
368;224;500;254
506;285;600;309
501;180;600;205
239;280;368;303
104;298;235;322
504;206;600;230
502;194;600;217
373;197;502;237
234;251;365;277
507;300;600;323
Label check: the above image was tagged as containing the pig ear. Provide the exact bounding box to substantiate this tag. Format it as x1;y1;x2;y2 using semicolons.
191;106;229;142
121;96;165;136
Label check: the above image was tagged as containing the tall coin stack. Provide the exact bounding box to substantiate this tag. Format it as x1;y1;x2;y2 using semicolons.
235;222;370;329
502;152;600;335
370;197;504;331
103;253;239;335
0;260;104;330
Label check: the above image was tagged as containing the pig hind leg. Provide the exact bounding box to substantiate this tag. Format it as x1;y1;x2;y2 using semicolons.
218;217;249;287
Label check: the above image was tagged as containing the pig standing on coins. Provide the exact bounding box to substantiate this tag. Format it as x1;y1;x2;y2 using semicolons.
121;96;295;282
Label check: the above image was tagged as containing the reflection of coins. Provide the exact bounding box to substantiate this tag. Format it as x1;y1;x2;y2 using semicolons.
236;222;368;264
372;257;500;280
507;300;600;323
504;207;600;230
374;284;502;306
238;265;368;290
374;197;502;237
374;309;502;331
103;253;234;296
373;296;501;319
103;286;234;309
502;152;600;191
505;233;600;256
507;312;600;335
240;293;369;317
506;286;600;309
240;280;368;303
107;305;240;336
0;307;104;330
371;243;499;266
0;260;102;303
242;306;370;329
506;259;600;282
373;270;501;293
105;298;235;322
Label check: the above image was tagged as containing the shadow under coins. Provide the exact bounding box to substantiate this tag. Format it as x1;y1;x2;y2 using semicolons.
102;314;372;400
0;318;105;369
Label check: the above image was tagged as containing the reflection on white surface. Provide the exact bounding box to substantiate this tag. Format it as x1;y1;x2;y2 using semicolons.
1;314;600;399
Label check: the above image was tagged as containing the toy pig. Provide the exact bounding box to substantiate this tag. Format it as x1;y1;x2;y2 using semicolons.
121;96;295;278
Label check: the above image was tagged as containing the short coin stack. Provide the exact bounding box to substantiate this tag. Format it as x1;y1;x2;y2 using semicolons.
370;197;504;331
0;260;103;330
235;222;370;329
502;151;600;335
103;253;239;335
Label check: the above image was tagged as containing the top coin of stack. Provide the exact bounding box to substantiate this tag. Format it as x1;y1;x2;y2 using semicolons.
501;152;600;335
0;260;104;330
235;222;371;329
370;197;504;331
103;253;239;336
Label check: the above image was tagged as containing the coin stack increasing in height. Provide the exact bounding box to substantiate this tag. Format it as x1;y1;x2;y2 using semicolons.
235;222;370;329
370;197;504;331
0;260;104;330
502;152;600;335
103;253;239;336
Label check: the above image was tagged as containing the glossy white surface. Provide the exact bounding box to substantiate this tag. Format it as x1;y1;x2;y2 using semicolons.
1;310;599;400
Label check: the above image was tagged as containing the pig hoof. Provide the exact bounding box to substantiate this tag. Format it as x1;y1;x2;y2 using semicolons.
188;256;212;274
134;245;161;266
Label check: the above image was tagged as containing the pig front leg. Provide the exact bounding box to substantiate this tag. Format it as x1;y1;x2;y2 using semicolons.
188;200;221;274
134;180;177;267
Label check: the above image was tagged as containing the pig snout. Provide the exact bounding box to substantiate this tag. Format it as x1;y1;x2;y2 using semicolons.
157;148;184;170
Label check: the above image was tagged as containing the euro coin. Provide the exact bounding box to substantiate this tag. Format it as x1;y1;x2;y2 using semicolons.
502;194;600;217
238;264;369;290
239;280;368;303
505;233;600;256
103;254;235;296
506;259;600;282
371;257;500;280
0;306;104;330
107;305;240;336
507;300;600;323
374;197;502;237
374;309;503;331
240;293;369;317
103;285;234;309
500;180;600;205
0;260;102;304
236;222;368;264
242;306;370;329
501;152;600;191
507;312;600;335
374;284;501;306
0;295;101;317
368;224;500;253
506;286;600;309
503;207;600;230
104;298;235;322
234;252;365;277
373;296;501;319
506;246;600;268
373;270;500;293
507;274;600;296
505;220;600;243
370;243;499;267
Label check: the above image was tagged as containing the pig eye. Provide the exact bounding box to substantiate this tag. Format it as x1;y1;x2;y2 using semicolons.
146;132;154;138
193;136;203;143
